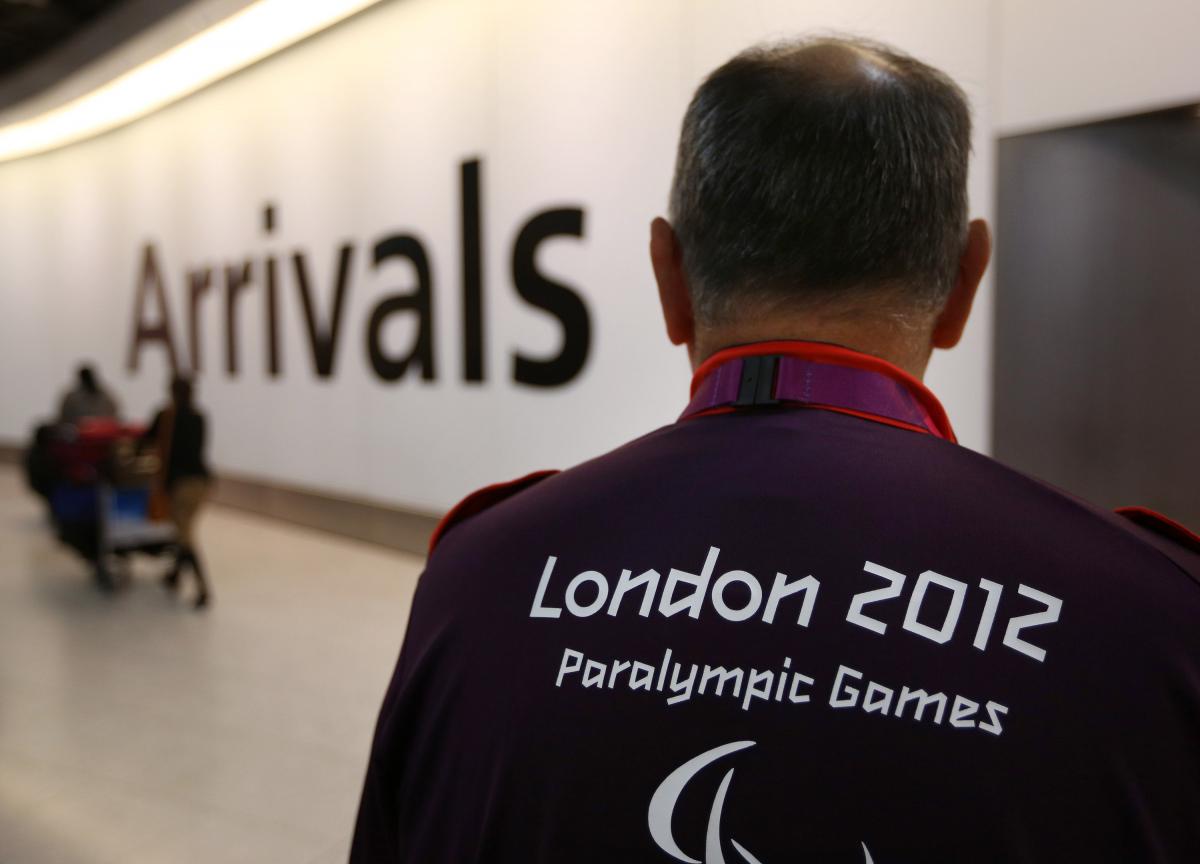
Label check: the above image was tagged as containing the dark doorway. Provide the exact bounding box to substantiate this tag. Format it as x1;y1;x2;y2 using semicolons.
995;105;1200;526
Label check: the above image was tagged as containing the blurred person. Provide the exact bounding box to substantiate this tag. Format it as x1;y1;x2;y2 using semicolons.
143;376;212;610
22;423;59;502
351;37;1200;862
58;363;119;424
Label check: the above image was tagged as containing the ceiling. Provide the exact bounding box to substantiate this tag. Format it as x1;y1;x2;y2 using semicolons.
0;0;121;78
0;0;194;112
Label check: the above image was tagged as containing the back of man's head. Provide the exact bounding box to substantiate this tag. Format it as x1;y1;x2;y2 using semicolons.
669;36;972;326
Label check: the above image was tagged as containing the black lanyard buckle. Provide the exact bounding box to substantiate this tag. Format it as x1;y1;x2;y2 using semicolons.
733;355;781;407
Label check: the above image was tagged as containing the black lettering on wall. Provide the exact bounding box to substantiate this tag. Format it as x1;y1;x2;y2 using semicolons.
367;234;435;382
461;159;485;382
263;204;281;377
186;267;212;373
294;244;353;378
224;261;253;376
130;187;591;388
128;243;179;373
511;208;590;387
264;257;281;377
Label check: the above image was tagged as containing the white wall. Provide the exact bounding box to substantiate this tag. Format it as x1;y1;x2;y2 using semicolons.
997;0;1200;134
0;0;994;513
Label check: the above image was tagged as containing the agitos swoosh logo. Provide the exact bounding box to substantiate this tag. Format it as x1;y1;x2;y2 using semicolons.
647;741;876;863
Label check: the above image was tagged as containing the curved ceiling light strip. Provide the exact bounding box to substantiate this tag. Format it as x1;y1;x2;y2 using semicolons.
0;0;382;164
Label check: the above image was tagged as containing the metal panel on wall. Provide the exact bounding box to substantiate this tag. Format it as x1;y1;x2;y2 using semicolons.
995;107;1200;525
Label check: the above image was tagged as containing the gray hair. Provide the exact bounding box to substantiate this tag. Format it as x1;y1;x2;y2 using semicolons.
668;36;972;325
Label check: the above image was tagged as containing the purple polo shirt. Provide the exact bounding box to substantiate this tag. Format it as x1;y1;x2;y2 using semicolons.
352;341;1200;863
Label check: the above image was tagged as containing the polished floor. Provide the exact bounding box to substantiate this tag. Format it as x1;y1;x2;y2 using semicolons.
0;466;423;863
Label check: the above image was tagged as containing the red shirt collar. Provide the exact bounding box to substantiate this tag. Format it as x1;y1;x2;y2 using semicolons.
683;340;957;443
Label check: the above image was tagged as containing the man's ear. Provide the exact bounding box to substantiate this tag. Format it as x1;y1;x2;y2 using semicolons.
649;217;695;347
932;218;991;350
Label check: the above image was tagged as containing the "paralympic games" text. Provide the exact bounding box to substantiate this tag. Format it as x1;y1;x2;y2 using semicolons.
553;646;1009;735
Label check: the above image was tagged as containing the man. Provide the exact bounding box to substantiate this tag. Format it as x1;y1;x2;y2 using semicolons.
352;37;1200;862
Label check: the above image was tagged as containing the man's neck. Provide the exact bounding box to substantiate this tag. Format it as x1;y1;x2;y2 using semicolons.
691;314;935;379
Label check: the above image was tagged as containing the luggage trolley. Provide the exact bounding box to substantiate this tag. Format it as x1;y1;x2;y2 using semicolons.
95;483;178;588
40;419;178;590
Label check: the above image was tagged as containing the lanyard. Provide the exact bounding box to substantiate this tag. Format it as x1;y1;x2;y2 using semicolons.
679;341;956;443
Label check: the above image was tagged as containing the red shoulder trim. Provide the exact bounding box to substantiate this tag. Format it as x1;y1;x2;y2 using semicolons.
1115;506;1200;554
428;470;559;555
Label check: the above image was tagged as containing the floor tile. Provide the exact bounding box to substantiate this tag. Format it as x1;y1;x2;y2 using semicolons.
0;466;422;863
